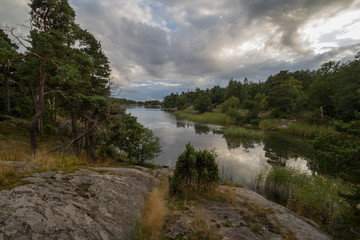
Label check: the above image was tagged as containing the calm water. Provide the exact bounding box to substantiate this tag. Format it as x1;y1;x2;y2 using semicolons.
126;106;312;188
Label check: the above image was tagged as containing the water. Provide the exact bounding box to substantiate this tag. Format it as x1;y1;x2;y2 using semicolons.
126;106;312;188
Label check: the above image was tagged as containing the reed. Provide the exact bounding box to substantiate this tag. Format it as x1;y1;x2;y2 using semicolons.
223;126;265;139
258;167;355;238
282;123;335;138
175;111;236;125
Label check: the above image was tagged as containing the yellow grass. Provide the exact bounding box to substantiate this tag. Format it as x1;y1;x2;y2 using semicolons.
142;187;167;239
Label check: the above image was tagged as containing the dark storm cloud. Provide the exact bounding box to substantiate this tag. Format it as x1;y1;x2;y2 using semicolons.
1;0;359;100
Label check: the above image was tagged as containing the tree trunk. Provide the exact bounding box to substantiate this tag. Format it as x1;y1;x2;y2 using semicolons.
2;64;10;113
30;58;47;153
87;108;97;161
39;116;43;136
70;110;79;155
320;106;324;120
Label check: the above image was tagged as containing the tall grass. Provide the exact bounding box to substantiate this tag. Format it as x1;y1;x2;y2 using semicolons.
281;123;335;138
223;126;265;139
134;181;168;240
257;167;355;239
258;120;336;138
175;111;236;125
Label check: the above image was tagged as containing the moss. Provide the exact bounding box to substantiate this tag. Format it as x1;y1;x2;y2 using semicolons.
250;223;263;232
222;220;233;228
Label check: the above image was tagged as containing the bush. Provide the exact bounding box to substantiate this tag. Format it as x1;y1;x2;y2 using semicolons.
170;143;219;196
310;131;360;181
220;96;240;113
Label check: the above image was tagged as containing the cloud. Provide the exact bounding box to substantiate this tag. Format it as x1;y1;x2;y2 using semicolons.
1;0;360;100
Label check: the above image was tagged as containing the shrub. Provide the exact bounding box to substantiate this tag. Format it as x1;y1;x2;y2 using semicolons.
220;96;240;113
310;131;360;181
170;143;219;196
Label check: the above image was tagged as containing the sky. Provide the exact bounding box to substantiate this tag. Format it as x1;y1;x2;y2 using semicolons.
1;0;360;100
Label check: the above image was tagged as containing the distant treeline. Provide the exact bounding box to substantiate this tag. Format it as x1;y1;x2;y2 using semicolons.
163;55;360;123
112;98;161;106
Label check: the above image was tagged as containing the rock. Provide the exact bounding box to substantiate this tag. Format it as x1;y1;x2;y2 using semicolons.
0;167;156;240
163;186;332;240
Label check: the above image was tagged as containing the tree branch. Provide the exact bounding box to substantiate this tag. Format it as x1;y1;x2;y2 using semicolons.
44;90;68;98
48;124;98;153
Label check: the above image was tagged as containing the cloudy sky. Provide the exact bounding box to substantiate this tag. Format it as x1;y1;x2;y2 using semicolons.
1;0;360;100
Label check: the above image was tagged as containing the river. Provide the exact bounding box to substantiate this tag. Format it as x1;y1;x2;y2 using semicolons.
126;106;312;189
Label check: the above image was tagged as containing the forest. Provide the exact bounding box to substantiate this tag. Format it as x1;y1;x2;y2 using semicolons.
163;58;360;123
0;0;161;164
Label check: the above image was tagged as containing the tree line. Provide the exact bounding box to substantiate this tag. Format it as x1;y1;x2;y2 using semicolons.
0;0;161;163
163;57;360;124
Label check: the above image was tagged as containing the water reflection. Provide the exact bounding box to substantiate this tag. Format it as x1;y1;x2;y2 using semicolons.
126;106;311;189
194;124;210;135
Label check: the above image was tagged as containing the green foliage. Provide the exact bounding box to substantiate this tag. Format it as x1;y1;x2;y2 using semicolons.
310;131;360;181
266;71;306;116
175;111;235;125
250;223;262;232
170;143;219;196
98;114;162;164
224;78;247;103
282;123;335;138
220;96;240;113
132;219;152;240
223;126;264;139
258;119;279;130
194;92;212;113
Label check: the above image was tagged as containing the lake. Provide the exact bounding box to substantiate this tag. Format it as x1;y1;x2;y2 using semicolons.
126;106;312;189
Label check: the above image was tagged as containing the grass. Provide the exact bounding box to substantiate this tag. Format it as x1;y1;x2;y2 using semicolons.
259;119;336;138
250;223;263;232
259;119;279;131
134;173;169;240
281;123;336;138
175;110;236;125
223;126;265;139
257;167;356;239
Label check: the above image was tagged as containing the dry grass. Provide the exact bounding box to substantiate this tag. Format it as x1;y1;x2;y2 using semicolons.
142;187;167;239
0;140;32;162
137;175;169;240
190;208;220;240
0;166;15;184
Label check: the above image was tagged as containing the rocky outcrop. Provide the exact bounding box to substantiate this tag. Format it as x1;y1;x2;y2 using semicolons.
0;166;332;240
0;168;155;240
163;186;332;240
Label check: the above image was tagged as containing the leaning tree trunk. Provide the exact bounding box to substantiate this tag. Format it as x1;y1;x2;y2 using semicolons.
30;58;47;154
2;64;10;113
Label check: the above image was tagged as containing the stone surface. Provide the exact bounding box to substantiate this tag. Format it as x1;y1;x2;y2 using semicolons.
0;166;333;240
0;168;155;240
163;186;332;240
